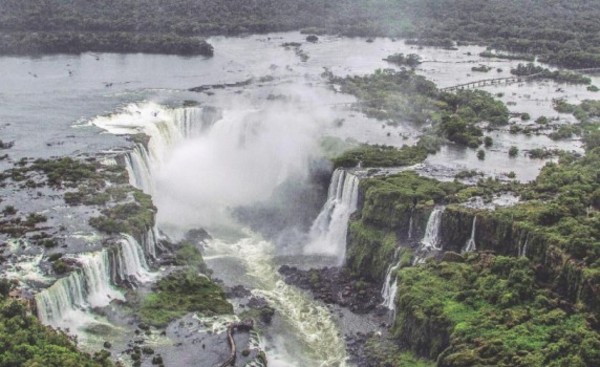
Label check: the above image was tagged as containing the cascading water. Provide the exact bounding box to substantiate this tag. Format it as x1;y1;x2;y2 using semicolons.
113;234;153;284
519;234;530;257
421;206;445;251
36;250;123;330
304;169;360;265
205;235;347;366
79;251;124;308
36;234;152;329
89;102;221;195
380;255;401;312
94;98;350;365
413;206;445;264
125;144;154;193
407;213;414;239
462;216;477;253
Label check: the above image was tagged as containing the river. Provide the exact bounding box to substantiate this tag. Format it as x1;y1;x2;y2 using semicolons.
0;31;594;366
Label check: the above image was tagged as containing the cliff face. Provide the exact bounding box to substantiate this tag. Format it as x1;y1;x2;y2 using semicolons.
342;172;600;366
344;171;457;282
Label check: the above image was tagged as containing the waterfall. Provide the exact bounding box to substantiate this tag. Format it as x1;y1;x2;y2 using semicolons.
413;206;445;264
142;226;159;260
89;102;221;195
78;251;124;307
36;234;152;329
407;214;414;239
462;216;477;253
36;250;124;329
125;144;154;193
519;234;529;257
36;269;88;325
421;206;444;251
304;169;360;265
381;247;403;313
113;234;153;284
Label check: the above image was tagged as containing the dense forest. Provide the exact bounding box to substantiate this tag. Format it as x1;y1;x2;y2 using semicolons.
0;281;113;367
1;0;600;67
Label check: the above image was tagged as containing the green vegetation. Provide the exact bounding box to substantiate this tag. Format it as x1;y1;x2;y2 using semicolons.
392;254;600;366
476;149;485;160
342;126;600;364
331;69;438;124
0;289;112;367
479;50;534;62
0;32;213;56
383;53;422;67
139;270;232;327
553;99;600;123
88;190;156;239
471;65;492;73
0;211;50;238
346;172;463;280
511;63;591;85
549;124;580;141
1;157;128;189
364;337;435;367
173;241;209;273
0;0;599;68
333;144;429;169
508;146;519;157
332;69;509;148
527;148;561;159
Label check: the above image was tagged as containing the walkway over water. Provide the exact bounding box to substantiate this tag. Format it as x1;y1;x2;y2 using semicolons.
440;67;600;92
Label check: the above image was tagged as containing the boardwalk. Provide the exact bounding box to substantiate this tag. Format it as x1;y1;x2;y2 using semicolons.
440;76;523;92
440;67;600;92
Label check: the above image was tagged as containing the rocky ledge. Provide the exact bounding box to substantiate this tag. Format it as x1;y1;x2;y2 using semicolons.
279;265;381;314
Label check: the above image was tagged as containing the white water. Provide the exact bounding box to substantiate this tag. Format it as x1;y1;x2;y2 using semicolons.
304;169;360;265
89;103;220;194
35;234;152;330
421;206;445;251
519;234;530;258
92;97;349;365
4;254;51;286
380;247;403;311
36;250;123;330
413;206;445;264
407;214;414;239
462;217;477;253
79;251;124;308
205;235;347;367
114;234;153;284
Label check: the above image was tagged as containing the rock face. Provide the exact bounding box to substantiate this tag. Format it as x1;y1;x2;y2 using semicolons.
345;175;600;320
279;265;381;313
338;169;600;365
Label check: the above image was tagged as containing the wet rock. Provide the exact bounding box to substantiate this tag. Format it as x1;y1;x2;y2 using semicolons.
225;284;252;298
184;228;212;243
152;355;163;365
441;251;465;263
279;266;381;313
244;296;275;325
306;35;319;43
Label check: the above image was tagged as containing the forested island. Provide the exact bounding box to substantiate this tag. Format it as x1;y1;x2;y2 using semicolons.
1;0;599;67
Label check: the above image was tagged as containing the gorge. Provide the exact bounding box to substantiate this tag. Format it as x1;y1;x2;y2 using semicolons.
0;28;599;367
